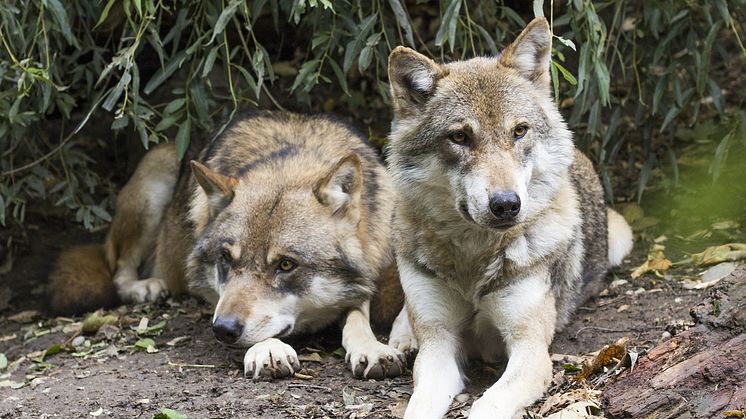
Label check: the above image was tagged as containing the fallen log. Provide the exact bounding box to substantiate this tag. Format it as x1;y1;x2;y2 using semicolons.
602;266;746;418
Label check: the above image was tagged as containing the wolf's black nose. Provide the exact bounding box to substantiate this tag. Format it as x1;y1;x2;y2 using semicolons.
489;192;521;220
212;316;244;344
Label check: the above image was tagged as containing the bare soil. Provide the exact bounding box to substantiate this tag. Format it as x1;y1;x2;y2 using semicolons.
0;218;706;418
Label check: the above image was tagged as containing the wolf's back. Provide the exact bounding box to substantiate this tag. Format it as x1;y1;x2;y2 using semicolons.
48;244;119;315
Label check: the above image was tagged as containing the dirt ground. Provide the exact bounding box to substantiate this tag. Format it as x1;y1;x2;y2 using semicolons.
0;216;711;419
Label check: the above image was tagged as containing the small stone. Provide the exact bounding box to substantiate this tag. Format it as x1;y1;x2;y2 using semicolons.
673;297;682;303
617;304;630;313
610;279;628;288
455;393;470;403
661;331;672;340
72;336;86;347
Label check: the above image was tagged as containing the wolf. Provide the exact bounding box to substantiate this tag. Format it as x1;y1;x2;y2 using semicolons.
385;17;633;419
48;111;415;380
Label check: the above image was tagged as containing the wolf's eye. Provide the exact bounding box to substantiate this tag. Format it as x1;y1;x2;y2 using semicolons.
277;258;297;273
449;131;469;145
220;248;233;264
513;124;529;140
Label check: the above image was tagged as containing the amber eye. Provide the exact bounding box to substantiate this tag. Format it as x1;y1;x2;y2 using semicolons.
277;258;297;273
449;131;468;145
513;124;529;139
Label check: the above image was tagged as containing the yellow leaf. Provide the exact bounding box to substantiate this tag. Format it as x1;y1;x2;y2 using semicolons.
690;243;746;266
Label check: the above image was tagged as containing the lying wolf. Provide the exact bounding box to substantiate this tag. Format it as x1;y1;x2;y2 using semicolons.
386;17;633;418
48;111;414;379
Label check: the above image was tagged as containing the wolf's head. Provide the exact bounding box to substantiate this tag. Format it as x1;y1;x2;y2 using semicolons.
186;153;376;347
387;17;574;230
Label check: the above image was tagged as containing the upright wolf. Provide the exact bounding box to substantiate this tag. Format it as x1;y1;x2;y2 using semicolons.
386;17;633;418
48;111;413;380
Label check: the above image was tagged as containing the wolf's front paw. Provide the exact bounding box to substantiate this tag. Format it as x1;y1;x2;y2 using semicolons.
468;398;516;419
243;338;300;379
346;340;406;379
389;331;418;358
128;278;168;303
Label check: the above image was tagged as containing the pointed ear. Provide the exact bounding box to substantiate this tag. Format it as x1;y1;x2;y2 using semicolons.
499;17;552;88
388;46;449;119
190;160;238;215
313;154;363;221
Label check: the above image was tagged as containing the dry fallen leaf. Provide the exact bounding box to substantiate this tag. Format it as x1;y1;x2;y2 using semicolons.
690;243;746;266
539;389;601;416
388;400;407;419
575;336;629;382
545;400;604;419
631;244;672;278
8;310;40;323
298;352;323;363
681;262;737;289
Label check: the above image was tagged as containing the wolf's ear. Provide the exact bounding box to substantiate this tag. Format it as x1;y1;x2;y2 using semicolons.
314;154;363;222
499;17;552;88
388;46;448;119
190;160;238;215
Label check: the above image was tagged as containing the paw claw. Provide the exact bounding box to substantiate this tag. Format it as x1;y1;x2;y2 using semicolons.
243;338;298;380
346;341;406;380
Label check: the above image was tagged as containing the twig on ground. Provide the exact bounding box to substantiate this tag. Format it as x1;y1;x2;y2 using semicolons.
167;361;217;368
287;383;332;391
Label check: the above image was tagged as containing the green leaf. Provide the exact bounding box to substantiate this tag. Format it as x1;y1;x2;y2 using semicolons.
697;22;721;97
358;33;381;72
0;195;5;227
144;50;188;95
155;113;181;132
552;60;577;85
133;0;142;17
332;347;346;358
189;84;209;123
594;61;610;106
164;98;186;115
554;35;576;51
473;23;498;55
209;0;242;45
134;338;157;353
0;353;7;370
102;72;131;112
435;0;462;53
135;320;167;336
387;0;414;46
550;59;559;101
328;59;349;96
562;363;582;372
175;119;191;160
43;344;62;360
201;46;220;78
90;206;112;222
111;115;130;130
152;408;187;419
94;0;117;29
43;0;79;47
343;15;377;73
532;0;544;17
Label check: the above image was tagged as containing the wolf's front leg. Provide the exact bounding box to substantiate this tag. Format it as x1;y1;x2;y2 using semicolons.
342;300;406;379
243;338;301;379
399;259;472;419
468;273;556;419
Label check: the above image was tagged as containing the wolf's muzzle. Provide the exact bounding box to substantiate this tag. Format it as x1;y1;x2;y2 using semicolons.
212;316;244;344
489;191;521;221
